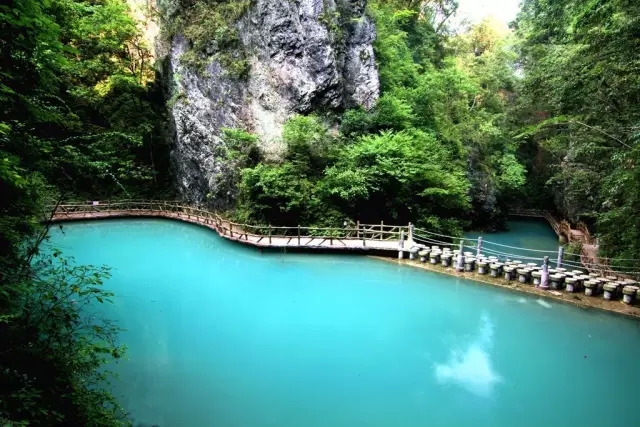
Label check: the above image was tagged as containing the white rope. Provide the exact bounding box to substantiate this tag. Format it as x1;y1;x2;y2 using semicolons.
478;246;546;261
417;225;640;262
562;251;640;261
416;227;639;272
413;235;454;247
413;228;475;242
560;259;640;273
480;240;558;253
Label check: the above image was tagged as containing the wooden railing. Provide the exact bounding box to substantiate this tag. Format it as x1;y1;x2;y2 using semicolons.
509;209;590;244
51;200;408;245
51;200;638;277
577;221;596;245
509;208;548;217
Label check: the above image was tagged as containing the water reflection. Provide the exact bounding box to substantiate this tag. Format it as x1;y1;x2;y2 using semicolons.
536;299;552;309
434;314;502;397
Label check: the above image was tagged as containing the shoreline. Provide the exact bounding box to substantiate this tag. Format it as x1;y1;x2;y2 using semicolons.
50;209;640;319
372;256;640;319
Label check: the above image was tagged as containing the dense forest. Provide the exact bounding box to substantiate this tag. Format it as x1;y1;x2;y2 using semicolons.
1;0;638;423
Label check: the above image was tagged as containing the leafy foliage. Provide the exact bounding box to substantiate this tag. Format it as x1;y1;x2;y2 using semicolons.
1;0;169;423
514;0;640;263
235;1;523;232
367;2;525;227
1;0;169;200
1;253;126;425
322;130;470;229
206;128;262;207
283;115;337;176
238;163;321;226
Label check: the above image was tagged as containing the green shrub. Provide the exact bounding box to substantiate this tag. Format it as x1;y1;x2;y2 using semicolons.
236;163;320;225
283;115;337;176
321;130;471;227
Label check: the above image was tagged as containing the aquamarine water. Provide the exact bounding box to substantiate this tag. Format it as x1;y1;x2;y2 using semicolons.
465;218;561;261
48;219;640;427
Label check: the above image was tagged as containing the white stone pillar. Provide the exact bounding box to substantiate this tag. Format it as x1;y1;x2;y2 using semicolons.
540;256;550;289
557;246;564;269
456;239;465;272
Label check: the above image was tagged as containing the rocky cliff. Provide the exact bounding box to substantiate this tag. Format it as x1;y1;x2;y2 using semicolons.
163;0;379;206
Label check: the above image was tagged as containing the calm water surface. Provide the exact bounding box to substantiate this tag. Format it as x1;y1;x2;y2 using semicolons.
465;218;560;261
49;219;640;427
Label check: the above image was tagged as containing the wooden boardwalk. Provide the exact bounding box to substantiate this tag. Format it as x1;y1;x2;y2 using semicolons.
50;201;405;254
49;201;637;278
510;208;593;244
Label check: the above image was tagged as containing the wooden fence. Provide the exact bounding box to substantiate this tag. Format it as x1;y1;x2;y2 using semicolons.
51;200;408;247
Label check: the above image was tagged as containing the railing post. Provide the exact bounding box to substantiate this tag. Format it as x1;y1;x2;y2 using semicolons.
557;246;564;268
356;220;360;239
456;239;465;272
408;222;414;243
268;225;272;244
540;256;550;289
380;221;384;241
298;225;301;245
229;221;234;238
476;236;483;258
399;230;405;259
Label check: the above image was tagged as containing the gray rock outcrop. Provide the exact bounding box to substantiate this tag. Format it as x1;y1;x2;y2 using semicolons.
165;0;379;206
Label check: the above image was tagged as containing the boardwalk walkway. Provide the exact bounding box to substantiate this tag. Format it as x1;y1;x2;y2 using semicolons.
509;209;595;245
50;201;405;253
49;200;639;278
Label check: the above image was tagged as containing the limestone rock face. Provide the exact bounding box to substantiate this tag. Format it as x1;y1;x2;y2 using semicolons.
165;0;379;206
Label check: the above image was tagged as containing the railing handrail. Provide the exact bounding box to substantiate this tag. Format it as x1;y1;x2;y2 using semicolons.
49;201;408;241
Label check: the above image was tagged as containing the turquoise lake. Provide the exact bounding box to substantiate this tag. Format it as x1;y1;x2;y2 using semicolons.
48;219;640;427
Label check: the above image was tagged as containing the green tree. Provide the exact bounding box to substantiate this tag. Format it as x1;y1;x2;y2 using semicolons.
1;0;169;201
283;115;337;177
367;2;524;228
1;253;126;425
1;0;164;423
207;128;261;207
237;163;320;225
321;130;470;230
514;0;640;263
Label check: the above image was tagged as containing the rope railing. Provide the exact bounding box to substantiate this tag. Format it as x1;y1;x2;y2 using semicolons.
412;224;638;278
413;235;455;247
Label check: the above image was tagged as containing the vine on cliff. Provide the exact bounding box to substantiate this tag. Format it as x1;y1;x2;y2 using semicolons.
165;0;252;78
319;0;347;53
